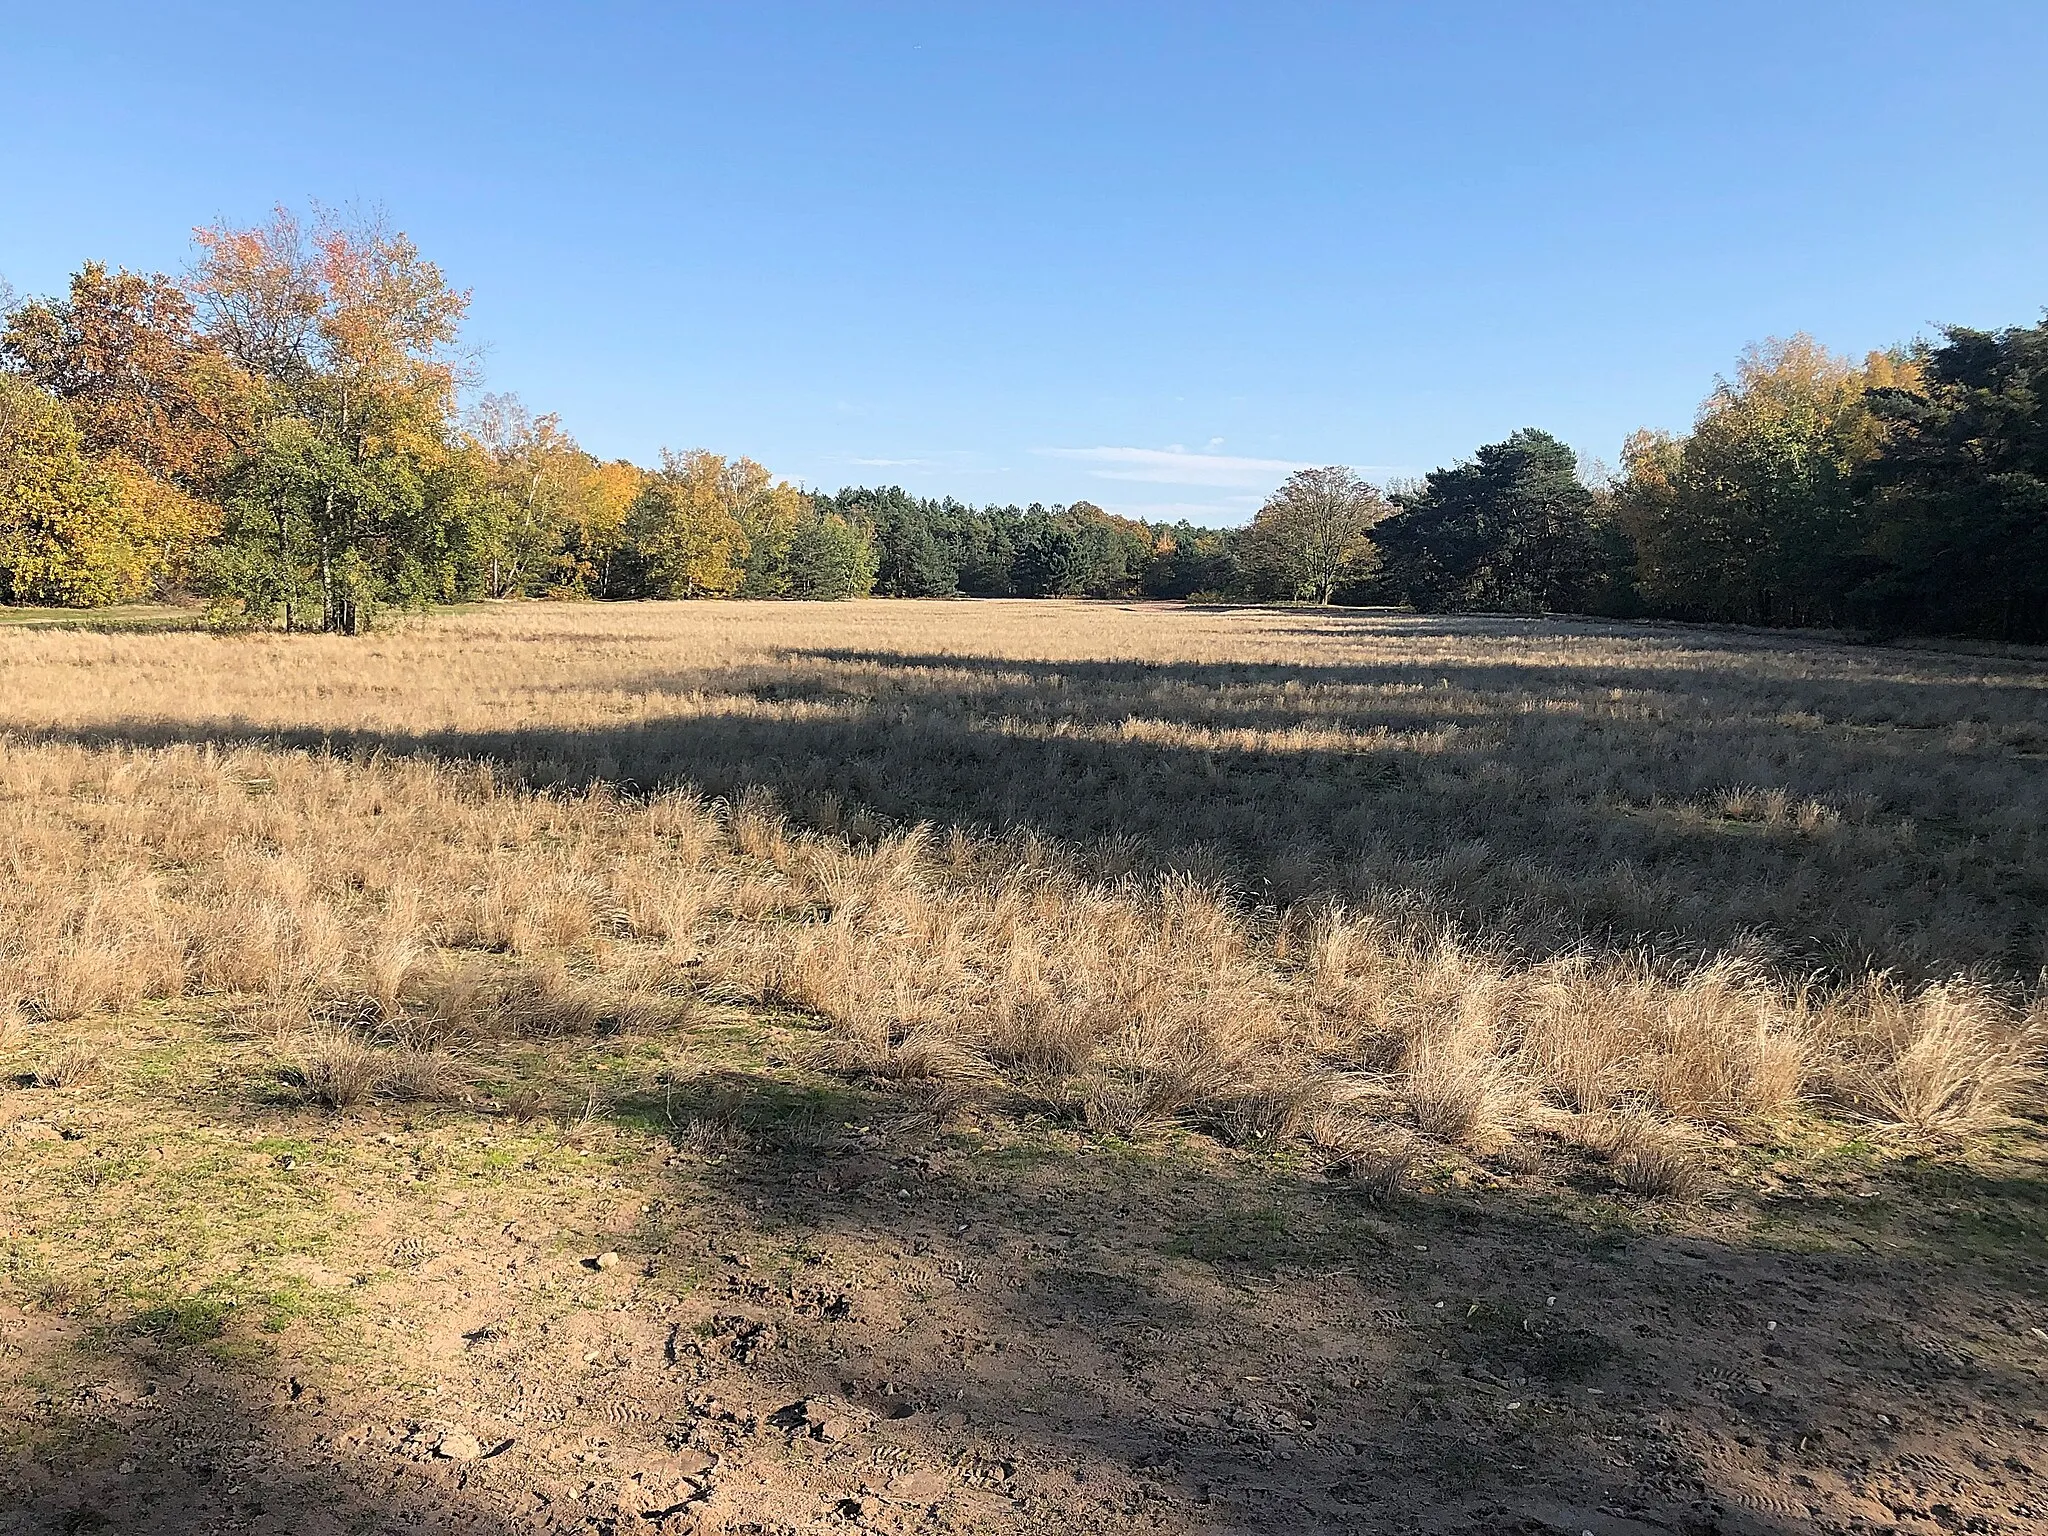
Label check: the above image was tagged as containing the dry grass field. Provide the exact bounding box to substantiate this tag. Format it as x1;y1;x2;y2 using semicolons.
2;598;2045;1536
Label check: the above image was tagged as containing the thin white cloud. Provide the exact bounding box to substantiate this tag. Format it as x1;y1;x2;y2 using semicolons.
1038;445;1311;488
1039;445;1411;489
849;456;934;468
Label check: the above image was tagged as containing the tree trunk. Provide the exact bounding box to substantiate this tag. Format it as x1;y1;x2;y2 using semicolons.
275;501;294;633
320;533;335;634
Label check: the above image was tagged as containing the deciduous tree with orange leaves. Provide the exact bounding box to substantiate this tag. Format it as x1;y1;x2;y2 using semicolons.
190;204;472;631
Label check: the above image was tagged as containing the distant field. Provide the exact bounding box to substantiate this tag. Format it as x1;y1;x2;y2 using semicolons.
2;600;2043;1535
0;602;204;631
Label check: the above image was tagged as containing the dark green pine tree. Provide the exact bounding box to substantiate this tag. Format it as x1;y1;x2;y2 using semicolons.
1858;321;2048;641
1374;428;1605;614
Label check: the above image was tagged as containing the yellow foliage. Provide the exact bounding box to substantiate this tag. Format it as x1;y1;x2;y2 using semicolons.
577;459;643;555
631;449;806;599
105;456;223;588
0;377;137;605
1614;335;1920;625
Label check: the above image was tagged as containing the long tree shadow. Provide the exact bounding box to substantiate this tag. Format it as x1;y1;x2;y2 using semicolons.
788;645;2048;707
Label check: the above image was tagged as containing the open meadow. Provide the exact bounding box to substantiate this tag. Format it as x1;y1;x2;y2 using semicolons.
2;599;2045;1536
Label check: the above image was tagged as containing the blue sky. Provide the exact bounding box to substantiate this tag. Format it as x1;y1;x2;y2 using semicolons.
4;3;2044;524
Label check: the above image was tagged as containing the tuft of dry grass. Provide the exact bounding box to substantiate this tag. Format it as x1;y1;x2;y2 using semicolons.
1826;980;2044;1136
1402;1048;1508;1146
1558;1111;1706;1200
1205;1073;1334;1149
297;1031;385;1110
1611;1135;1702;1200
34;1040;103;1089
1304;1105;1417;1197
377;1045;467;1104
1342;1139;1419;1203
1305;1106;1381;1158
1494;1139;1544;1176
1591;1114;1705;1200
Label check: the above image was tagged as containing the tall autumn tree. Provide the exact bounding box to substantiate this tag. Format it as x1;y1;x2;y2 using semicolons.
2;263;255;594
732;470;811;598
1236;466;1388;603
190;205;471;631
626;450;758;598
2;262;249;488
1614;336;1914;627
464;393;590;597
564;458;645;596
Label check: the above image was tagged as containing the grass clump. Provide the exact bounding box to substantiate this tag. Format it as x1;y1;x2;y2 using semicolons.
296;1031;385;1109
1570;1112;1705;1200
1827;979;2044;1137
33;1040;104;1089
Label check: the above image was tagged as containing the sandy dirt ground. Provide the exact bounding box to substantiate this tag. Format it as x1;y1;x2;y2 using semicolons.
3;1020;2044;1536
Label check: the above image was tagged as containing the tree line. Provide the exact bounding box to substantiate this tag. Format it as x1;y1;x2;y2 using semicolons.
0;207;887;628
3;207;2043;639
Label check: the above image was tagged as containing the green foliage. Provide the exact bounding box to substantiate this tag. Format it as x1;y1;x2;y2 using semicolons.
1375;429;1612;613
786;512;879;598
826;486;968;596
1857;321;2048;641
818;488;1162;601
878;506;960;595
1008;502;1150;597
203;409;453;632
1142;522;1238;598
1011;509;1095;596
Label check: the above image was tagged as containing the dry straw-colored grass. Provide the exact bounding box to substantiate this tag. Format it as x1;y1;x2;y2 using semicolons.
1;600;2041;1165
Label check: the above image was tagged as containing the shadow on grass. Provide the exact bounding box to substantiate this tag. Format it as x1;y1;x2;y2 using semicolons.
28;626;2048;980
